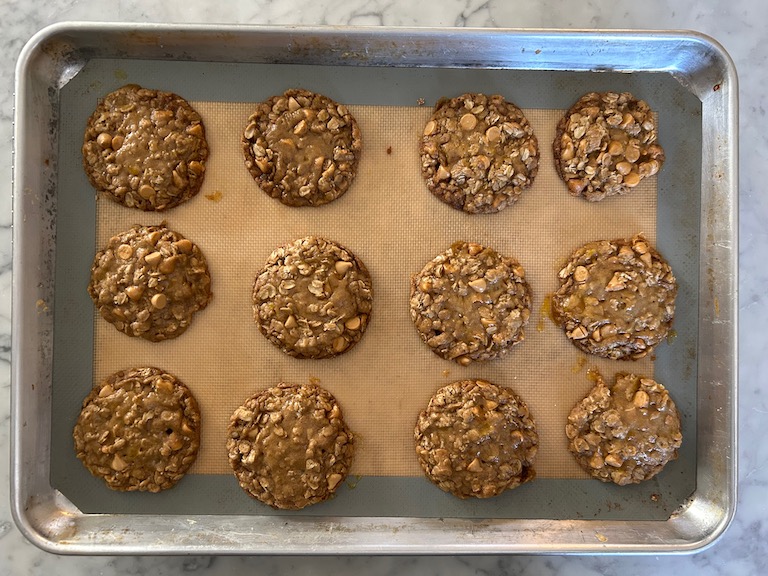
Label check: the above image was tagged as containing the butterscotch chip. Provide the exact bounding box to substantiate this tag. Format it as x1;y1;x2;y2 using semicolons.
566;372;682;485
242;89;362;207
551;235;677;360
82;84;209;210
420;93;539;213
253;236;373;359
553;91;665;201
88;224;212;341
409;241;531;364
73;367;201;492
227;382;355;510
415;379;538;499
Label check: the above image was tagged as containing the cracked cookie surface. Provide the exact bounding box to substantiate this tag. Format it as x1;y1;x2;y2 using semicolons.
88;224;212;342
566;372;682;485
553;91;665;201
253;236;373;359
410;241;531;364
227;382;355;510
551;235;676;360
82;84;209;211
415;379;538;499
420;93;539;213
242;89;362;207
73;367;201;492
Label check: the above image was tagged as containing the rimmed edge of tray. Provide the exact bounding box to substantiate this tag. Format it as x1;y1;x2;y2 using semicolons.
11;22;738;555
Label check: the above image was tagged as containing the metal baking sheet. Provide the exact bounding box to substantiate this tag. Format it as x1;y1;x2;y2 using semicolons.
11;23;737;554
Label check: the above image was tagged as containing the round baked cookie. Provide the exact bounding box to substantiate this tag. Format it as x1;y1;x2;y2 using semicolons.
227;382;355;510
82;84;208;210
410;241;531;365
415;379;538;499
566;372;682;485
553;91;665;201
420;93;539;214
242;89;362;207
73;367;201;492
253;236;373;359
551;235;677;360
88;224;212;342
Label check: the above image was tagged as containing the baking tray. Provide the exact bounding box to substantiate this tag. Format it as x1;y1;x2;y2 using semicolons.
11;23;737;554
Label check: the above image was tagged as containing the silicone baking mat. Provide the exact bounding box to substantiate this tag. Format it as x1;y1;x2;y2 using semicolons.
92;103;656;479
49;59;699;519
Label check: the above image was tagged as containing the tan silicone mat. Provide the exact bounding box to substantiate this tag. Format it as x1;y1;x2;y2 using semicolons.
93;102;656;478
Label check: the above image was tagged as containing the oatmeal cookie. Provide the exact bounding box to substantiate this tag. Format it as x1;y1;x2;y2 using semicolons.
415;379;538;499
553;91;665;201
73;367;201;492
566;372;682;485
409;241;531;364
88;224;212;342
253;236;373;358
82;84;208;210
242;89;362;207
227;382;355;510
551;235;677;360
420;93;539;213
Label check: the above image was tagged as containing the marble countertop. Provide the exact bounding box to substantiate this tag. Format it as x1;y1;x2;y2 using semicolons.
2;0;764;574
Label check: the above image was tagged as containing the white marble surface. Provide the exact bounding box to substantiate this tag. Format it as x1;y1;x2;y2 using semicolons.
1;0;764;573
